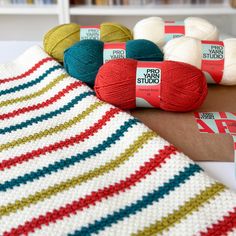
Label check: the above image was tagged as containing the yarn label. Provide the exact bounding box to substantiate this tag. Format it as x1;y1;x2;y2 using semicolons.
136;61;161;108
80;25;100;40
195;112;236;134
164;21;185;42
103;43;126;64
201;41;224;84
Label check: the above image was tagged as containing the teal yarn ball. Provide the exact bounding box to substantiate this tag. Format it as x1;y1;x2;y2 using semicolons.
64;40;103;87
64;39;163;87
126;39;163;61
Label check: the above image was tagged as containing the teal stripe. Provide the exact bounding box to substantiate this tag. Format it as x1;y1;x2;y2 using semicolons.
0;118;139;191
0;65;62;96
0;91;94;135
69;163;202;236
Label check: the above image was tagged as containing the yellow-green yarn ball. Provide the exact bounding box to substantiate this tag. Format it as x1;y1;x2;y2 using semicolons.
100;22;133;42
43;22;133;62
43;23;80;63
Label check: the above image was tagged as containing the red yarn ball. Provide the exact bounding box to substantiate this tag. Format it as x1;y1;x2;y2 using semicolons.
95;59;208;112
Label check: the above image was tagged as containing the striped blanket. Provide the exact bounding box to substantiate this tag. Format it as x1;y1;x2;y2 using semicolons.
0;46;236;236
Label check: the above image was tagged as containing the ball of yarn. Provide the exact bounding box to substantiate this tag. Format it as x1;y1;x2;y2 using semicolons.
100;22;132;42
95;59;207;112
164;36;236;85
64;40;104;87
133;17;219;48
126;39;163;61
44;22;133;62
44;23;80;63
64;39;163;87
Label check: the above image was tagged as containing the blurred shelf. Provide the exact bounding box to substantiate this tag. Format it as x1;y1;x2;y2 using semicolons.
0;1;235;25
70;4;236;16
0;4;59;15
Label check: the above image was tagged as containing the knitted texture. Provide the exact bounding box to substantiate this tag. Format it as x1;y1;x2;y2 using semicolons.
0;46;236;236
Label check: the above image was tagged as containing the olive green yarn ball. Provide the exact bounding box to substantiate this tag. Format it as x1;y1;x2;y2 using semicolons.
100;22;133;42
44;22;133;62
43;23;80;63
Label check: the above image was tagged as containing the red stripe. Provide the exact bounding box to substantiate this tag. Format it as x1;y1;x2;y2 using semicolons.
0;57;53;84
165;25;185;34
0;81;82;120
0;107;120;171
200;207;236;236
219;112;227;119
104;42;126;50
3;144;176;236
80;25;100;29
137;61;162;68
201;40;224;46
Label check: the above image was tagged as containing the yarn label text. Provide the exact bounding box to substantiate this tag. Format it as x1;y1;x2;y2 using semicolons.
201;41;224;84
202;44;224;60
164;21;185;42
136;62;161;108
103;43;126;64
80;25;100;40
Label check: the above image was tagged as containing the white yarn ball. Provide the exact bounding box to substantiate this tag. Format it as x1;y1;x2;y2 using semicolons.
133;17;165;47
133;16;219;48
164;36;236;85
223;38;236;85
184;17;219;41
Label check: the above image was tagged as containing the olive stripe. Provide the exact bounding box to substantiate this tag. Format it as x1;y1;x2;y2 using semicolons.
0;131;156;218
0;91;94;135
0;101;103;152
69;164;201;236
0;65;62;96
0;119;139;191
0;73;67;108
133;183;225;236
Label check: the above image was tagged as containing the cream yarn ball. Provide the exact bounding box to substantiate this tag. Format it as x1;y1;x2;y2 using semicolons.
133;16;219;48
164;36;236;85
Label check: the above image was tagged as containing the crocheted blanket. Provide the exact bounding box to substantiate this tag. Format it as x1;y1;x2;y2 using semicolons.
0;46;236;236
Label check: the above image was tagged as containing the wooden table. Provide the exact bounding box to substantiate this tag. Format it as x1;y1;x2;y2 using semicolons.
131;85;236;162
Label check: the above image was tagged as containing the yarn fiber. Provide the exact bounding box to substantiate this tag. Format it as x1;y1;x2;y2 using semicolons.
164;36;236;85
44;23;80;63
133;16;219;48
95;59;208;112
64;39;164;87
1;46;236;236
44;22;133;62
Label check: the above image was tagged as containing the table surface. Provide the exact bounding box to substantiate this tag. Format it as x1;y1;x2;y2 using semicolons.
0;41;235;191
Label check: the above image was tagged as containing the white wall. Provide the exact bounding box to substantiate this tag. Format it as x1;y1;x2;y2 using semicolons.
0;15;58;41
0;14;235;41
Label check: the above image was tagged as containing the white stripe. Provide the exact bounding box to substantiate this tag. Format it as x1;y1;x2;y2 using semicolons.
0;68;65;102
99;171;215;236
0;85;90;129
0;115;146;204
0;135;165;234
0;73;75;114
165;188;236;236
0;102;110;160
34;152;192;236
0;83;90;129
0;59;57;91
0;46;49;81
0;112;133;184
0;94;96;142
228;227;236;236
